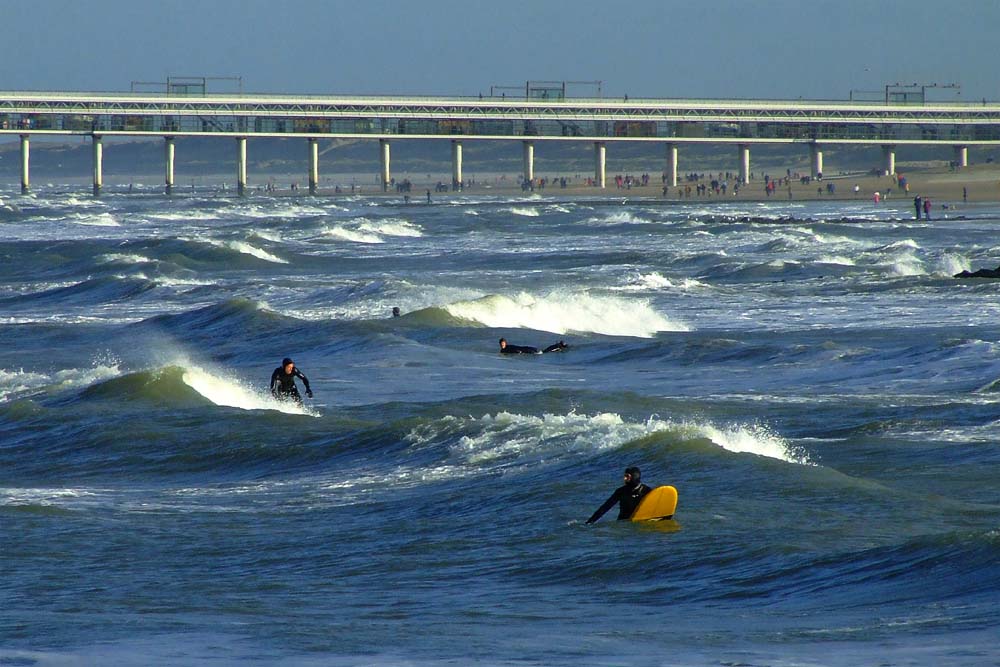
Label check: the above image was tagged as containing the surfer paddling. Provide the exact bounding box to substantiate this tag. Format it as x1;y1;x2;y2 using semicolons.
586;467;652;523
498;338;568;355
270;357;313;405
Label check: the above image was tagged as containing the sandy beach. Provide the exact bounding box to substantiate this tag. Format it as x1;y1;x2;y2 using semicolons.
278;164;1000;207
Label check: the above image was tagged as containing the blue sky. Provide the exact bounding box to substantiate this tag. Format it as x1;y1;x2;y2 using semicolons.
2;0;996;100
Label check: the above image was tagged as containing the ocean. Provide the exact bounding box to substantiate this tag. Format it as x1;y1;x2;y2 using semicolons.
2;183;999;666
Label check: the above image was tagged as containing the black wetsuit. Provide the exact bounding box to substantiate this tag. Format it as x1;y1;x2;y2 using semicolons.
270;366;311;403
501;341;567;355
586;482;652;523
501;343;540;354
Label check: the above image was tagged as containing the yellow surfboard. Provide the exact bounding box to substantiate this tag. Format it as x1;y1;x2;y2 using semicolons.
630;485;678;521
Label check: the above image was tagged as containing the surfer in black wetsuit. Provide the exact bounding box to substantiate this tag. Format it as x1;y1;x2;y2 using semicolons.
498;338;568;354
270;357;312;404
585;467;652;523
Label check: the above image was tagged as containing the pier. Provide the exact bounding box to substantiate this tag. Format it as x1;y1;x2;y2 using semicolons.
3;90;1000;195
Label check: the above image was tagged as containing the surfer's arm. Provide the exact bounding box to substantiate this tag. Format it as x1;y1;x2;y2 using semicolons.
294;368;313;396
269;369;281;396
586;490;620;524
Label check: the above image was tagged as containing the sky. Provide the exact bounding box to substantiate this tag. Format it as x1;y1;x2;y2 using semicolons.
1;0;997;101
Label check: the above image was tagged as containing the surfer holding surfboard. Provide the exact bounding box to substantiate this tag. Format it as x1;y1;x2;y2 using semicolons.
586;467;678;523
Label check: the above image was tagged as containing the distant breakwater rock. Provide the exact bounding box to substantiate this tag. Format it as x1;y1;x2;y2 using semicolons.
954;266;1000;279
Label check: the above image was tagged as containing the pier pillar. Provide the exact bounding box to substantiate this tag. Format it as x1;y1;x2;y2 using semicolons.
308;138;319;195
164;136;175;195
594;141;606;188
664;142;678;187
236;137;247;196
738;144;750;185
810;143;824;180
379;139;391;192
954;145;968;168
19;134;29;194
92;135;103;197
451;140;463;189
522;140;534;184
881;145;896;176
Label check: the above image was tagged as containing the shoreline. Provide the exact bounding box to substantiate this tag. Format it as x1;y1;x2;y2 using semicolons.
6;165;1000;205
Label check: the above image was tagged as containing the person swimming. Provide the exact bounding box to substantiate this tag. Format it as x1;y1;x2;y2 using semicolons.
498;338;568;354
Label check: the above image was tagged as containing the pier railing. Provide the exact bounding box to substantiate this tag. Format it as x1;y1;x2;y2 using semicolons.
3;90;999;195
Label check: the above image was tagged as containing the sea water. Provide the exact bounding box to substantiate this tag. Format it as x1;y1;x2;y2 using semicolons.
2;185;999;666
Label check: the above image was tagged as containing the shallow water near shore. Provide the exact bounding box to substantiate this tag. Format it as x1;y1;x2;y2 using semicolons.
2;185;999;666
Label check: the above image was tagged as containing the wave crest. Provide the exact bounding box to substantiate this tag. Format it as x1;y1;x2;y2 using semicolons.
409;411;811;467
442;291;687;337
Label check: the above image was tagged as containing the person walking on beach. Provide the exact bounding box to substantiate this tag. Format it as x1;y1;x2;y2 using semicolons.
914;195;923;220
270;358;313;404
923;197;932;221
586;467;652;523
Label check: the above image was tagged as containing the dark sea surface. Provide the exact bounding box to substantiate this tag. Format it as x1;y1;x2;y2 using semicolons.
2;184;999;666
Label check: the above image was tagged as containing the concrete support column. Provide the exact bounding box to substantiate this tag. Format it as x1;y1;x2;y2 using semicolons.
164;136;175;195
810;143;824;179
451;140;463;189
236;137;247;197
522;140;534;184
308;138;319;195
379;139;391;192
92;135;103;197
738;144;750;185
19;134;29;194
664;142;678;187
882;145;896;176
594;141;606;188
954;145;968;168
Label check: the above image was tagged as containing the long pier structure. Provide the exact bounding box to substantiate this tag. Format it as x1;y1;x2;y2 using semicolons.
3;90;1000;195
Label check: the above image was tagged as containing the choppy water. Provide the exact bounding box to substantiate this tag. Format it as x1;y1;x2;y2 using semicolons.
2;184;999;666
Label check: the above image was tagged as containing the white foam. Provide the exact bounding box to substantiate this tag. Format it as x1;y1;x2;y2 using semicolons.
99;253;154;265
884;238;920;251
146;211;218;221
586;211;653;225
443;291;688;337
71;212;120;227
817;255;856;266
322;226;384;244
687;420;811;464
0;368;49;402
0;363;122;402
616;272;707;292
508;206;540;217
888;253;926;276
410;411;811;467
935;253;971;276
631;272;672;289
250;229;284;242
357;217;424;237
154;276;217;288
215;240;288;263
0;486;104;507
180;365;314;416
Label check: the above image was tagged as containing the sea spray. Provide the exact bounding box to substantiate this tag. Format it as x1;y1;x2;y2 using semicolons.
408;411;810;467
442;291;688;337
180;365;314;416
